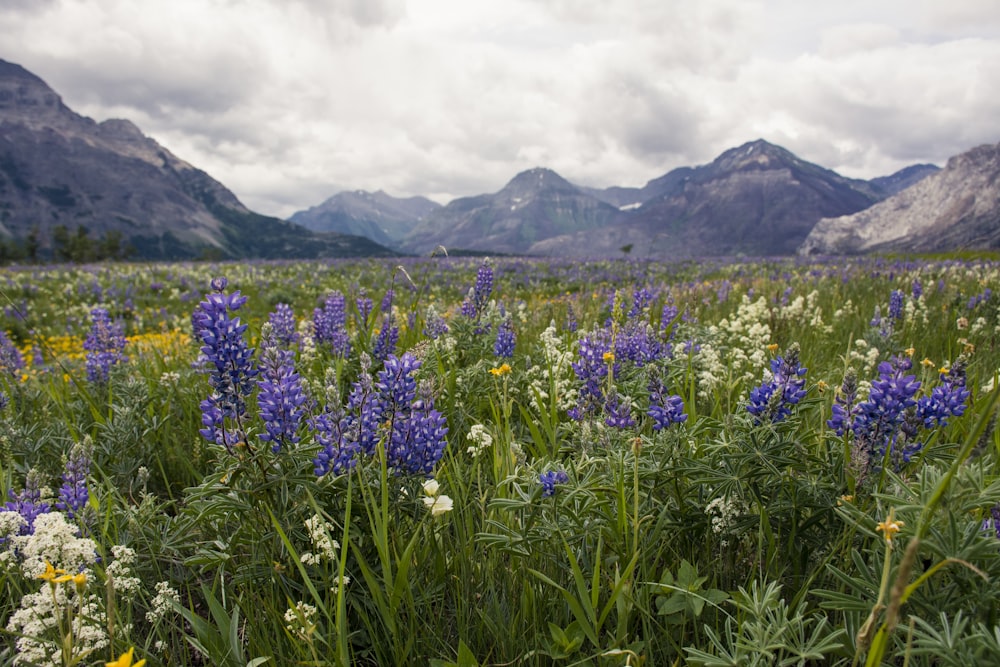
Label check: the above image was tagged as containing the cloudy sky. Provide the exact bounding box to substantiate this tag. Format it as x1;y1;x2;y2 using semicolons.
3;0;1000;217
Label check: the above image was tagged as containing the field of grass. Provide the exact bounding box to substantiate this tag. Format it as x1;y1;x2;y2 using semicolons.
1;255;999;666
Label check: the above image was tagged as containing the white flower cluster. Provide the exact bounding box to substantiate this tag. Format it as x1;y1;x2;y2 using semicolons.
525;323;578;414
107;545;141;595
904;295;929;327
7;585;108;666
715;296;772;383
849;339;881;374
301;514;339;565
13;512;97;579
422;478;454;517
705;495;746;548
297;318;317;364
147;580;181;624
694;341;725;400
466;424;493;457
284;600;318;637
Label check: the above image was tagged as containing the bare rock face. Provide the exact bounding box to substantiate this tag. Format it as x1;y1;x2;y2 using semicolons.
799;142;1000;255
0;59;391;260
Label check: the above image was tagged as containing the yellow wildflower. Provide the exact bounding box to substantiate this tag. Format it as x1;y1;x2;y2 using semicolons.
816;380;829;393
489;363;512;376
106;647;146;667
921;358;935;368
766;343;779;353
602;351;615;363
37;561;68;582
904;347;915;357
876;508;904;545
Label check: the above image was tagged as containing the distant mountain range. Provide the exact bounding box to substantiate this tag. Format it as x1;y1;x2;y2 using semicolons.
800;141;1000;255
5;57;996;261
290;190;440;249
294;142;954;258
0;58;393;260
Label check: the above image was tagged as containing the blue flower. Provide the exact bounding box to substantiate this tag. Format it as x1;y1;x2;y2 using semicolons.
916;356;971;429
827;369;859;436
56;444;90;520
83;307;128;384
746;345;807;424
257;328;308;453
267;303;299;347
540;469;569;497
313;291;351;357
888;290;904;320
494;318;516;358
647;375;686;430
461;260;494;320
851;355;920;461
0;330;24;378
2;470;49;535
193;280;258;453
372;315;399;364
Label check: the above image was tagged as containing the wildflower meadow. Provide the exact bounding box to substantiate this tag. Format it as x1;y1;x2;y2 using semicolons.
2;254;1000;666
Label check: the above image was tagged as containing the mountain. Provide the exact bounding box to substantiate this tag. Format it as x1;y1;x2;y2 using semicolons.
400;167;620;255
799;141;1000;255
527;140;884;258
0;59;392;260
290;189;440;248
869;163;941;197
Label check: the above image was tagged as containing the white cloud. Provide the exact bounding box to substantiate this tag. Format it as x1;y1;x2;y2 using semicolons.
1;0;999;217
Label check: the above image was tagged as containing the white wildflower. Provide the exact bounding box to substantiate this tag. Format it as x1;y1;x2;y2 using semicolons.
423;494;454;516
304;514;339;562
146;581;180;623
466;424;493;457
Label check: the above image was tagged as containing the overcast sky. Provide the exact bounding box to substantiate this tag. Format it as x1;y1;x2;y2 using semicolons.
3;0;1000;218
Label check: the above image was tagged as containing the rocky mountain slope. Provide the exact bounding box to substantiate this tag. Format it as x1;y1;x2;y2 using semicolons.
799;142;1000;255
528;140;885;258
0;59;392;260
290;190;440;248
400;167;620;255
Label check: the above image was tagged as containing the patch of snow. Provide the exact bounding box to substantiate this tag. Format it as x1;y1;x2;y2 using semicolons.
619;202;642;211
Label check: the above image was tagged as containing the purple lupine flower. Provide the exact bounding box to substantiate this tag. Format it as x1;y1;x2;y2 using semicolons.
888;290;904;321
386;391;449;476
852;356;921;460
310;408;360;476
257;328;308;453
603;391;636;429
83;307;128;384
916;356;971;429
356;292;374;329
746;345;807;424
564;303;578;333
0;330;24;378
628;287;655;317
615;321;667;367
313;291;351;357
372;315;399;364
461;260;494;320
827;369;859;436
2;470;49;535
494;319;516;358
267;303;299;347
911;279;923;300
193;280;258;453
56;444;90;520
380;289;395;314
569;331;615;420
982;504;1000;541
423;309;449;339
647;376;687;430
539;469;569;497
660;304;679;338
314;352;448;477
